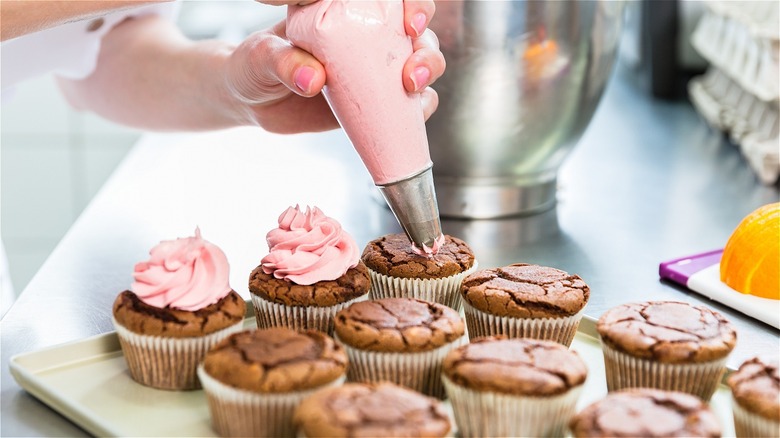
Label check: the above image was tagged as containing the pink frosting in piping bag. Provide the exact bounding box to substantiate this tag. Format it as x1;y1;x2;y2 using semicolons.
286;0;432;186
132;228;232;311
261;205;360;285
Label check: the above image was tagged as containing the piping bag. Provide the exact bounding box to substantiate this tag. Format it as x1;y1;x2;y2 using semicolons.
286;0;444;254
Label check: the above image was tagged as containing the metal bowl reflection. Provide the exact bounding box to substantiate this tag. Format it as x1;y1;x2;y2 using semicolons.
428;0;625;218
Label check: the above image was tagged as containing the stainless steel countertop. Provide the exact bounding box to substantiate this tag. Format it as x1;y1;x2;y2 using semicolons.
2;65;779;436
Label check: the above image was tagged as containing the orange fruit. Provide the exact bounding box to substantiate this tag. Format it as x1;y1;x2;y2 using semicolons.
720;203;780;299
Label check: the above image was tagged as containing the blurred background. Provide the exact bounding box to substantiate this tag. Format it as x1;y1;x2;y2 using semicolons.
1;0;778;299
1;2;284;296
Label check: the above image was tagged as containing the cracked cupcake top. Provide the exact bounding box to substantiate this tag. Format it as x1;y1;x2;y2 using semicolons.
202;327;347;393
293;382;451;437
728;356;780;421
334;298;465;352
597;301;737;363
442;337;587;396
460;263;589;318
569;388;721;437
361;233;475;279
112;290;245;338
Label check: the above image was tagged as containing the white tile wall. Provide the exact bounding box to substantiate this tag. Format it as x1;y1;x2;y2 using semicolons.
1;75;141;298
0;1;287;307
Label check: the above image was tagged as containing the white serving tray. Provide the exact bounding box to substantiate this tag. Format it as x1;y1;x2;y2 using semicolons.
10;315;736;437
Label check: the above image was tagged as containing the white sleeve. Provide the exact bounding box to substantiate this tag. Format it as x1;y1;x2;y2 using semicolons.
0;2;181;94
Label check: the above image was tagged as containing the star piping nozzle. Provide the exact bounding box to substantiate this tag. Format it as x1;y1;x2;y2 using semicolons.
377;165;443;252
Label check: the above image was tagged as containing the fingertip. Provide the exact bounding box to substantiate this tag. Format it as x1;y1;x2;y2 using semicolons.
421;87;439;121
291;62;325;97
294;65;316;94
404;1;435;37
409;66;431;92
410;12;427;37
403;49;444;92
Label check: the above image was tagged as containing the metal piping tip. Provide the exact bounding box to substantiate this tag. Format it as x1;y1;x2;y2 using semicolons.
377;166;443;252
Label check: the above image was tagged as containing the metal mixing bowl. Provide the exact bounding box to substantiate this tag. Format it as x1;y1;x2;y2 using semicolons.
427;0;625;218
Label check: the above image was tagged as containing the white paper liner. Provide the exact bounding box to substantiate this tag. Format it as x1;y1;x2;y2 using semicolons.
198;366;345;438
442;374;583;437
367;260;478;311
336;334;467;399
731;394;780;438
462;300;584;347
251;293;368;335
112;317;244;390
600;340;728;401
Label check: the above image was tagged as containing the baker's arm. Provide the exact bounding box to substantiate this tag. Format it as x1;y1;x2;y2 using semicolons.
0;0;168;41
57;9;444;133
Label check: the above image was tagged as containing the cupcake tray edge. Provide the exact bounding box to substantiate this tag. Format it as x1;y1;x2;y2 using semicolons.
9;309;737;437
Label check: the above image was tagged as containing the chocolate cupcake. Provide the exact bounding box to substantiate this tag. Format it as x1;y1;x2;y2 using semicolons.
249;206;370;335
111;229;246;390
461;263;589;345
728;356;780;437
361;233;477;310
570;388;721;437
197;327;348;437
293;382;451;437
442;336;587;437
597;300;737;400
334;297;465;398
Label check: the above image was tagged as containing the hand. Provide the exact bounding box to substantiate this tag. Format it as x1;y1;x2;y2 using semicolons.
255;0;318;5
227;0;445;134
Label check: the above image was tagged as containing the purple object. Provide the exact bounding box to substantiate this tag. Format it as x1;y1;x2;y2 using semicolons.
659;249;724;286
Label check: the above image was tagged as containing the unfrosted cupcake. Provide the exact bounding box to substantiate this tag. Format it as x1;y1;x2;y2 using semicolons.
112;228;246;390
728;356;780;437
333;297;465;398
293;382;451;437
461;263;589;346
442;336;587;437
569;388;722;437
597;300;737;401
198;327;348;437
249;206;370;335
361;233;477;310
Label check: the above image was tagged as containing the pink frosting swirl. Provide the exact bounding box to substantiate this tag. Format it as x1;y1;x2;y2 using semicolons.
411;234;446;257
131;228;232;311
261;205;360;285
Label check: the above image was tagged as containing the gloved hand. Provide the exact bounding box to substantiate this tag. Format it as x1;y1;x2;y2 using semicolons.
225;0;444;134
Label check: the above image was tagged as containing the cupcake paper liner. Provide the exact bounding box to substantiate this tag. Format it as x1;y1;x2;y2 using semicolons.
442;374;583;437
731;394;780;438
198;366;345;438
600;340;728;401
251;293;368;335
462;300;584;346
112;317;244;391
336;334;467;399
367;261;478;311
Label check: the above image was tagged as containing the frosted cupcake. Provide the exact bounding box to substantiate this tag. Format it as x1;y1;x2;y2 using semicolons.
112;228;246;390
334;297;465;398
461;263;589;346
198;327;348;437
361;233;477;310
249;206;370;335
597;300;737;401
728;356;780;437
442;336;587;437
